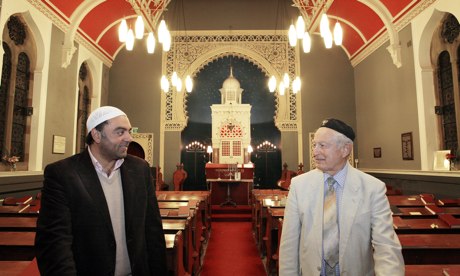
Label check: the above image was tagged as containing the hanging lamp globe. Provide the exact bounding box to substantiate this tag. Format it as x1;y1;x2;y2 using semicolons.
147;32;155;54
118;19;128;42
303;31;311;53
135;16;144;39
288;24;297;47
185;75;193;93
268;75;277;93
333;21;343;46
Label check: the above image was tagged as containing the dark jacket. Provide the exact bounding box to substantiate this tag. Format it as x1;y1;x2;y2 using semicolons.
35;150;167;275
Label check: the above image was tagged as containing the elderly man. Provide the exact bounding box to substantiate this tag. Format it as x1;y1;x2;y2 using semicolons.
35;106;167;275
279;118;404;276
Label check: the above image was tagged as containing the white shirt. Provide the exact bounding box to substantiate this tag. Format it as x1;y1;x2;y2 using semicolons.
88;148;131;276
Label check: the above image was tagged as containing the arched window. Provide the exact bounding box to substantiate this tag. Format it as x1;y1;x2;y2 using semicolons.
434;13;460;155
0;43;12;155
437;51;457;152
76;62;91;153
11;52;30;159
0;15;34;171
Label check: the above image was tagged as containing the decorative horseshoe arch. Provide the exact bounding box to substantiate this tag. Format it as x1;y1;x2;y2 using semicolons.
161;30;301;133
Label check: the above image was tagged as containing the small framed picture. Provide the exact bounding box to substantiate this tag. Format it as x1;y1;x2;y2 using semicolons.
52;135;66;154
401;132;414;160
373;147;381;158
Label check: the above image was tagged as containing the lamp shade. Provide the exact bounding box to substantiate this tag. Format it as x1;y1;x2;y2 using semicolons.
185;75;193;93
158;19;167;43
268;75;277;92
176;77;182;92
333;21;343;46
147;32;155;53
288;24;297;47
171;71;178;87
278;82;285;96
283;73;290;88
161;75;169;92
324;29;333;49
126;29;135;51
296;16;305;39
118;19;128;42
162;31;171;51
303;31;311;53
320;13;329;38
293;76;301;94
135;16;144;39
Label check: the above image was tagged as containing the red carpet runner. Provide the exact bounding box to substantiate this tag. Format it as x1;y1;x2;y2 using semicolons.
200;221;266;276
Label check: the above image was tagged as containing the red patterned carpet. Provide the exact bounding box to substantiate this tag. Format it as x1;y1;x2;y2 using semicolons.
200;221;266;276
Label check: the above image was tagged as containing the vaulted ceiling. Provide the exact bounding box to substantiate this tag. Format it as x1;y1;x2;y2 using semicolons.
30;0;431;66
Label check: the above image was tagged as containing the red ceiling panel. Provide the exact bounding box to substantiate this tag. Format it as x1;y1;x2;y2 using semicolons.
97;24;122;58
380;0;418;18
45;0;84;19
339;21;364;58
79;0;134;41
37;0;424;63
329;0;384;41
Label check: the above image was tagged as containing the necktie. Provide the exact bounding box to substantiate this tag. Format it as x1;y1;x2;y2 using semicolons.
323;176;339;272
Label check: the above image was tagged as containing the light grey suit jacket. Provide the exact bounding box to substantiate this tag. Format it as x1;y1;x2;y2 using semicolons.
279;164;404;276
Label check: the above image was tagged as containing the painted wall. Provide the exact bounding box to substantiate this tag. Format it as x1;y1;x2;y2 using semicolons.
354;25;419;170
42;25;79;167
299;34;357;170
108;46;163;168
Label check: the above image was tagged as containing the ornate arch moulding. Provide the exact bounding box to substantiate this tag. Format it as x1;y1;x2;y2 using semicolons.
161;30;300;133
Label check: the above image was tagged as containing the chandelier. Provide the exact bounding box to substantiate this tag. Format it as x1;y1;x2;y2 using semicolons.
160;0;193;93
268;0;302;95
291;0;343;51
118;0;172;53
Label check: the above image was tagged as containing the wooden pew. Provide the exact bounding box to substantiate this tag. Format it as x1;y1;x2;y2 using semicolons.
251;190;288;250
391;205;437;217
275;218;283;274
0;260;34;276
0;231;194;276
160;202;202;275
405;264;460;275
398;234;460;264
165;231;189;276
2;196;34;206
393;215;460;234
0;205;38;217
157;191;211;242
162;215;195;275
257;197;286;256
0;232;35;261
437;198;460;207
264;207;285;275
0;217;37;232
425;205;460;215
387;194;435;207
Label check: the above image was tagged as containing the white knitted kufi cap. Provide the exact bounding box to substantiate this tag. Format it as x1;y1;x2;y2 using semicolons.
86;106;126;134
